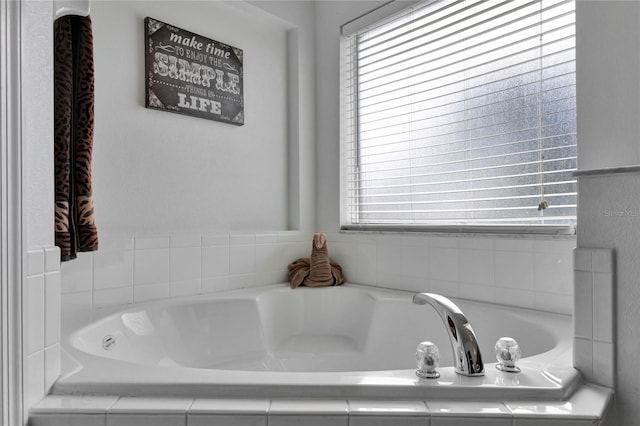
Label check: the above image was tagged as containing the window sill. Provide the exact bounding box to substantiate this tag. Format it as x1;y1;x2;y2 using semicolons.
340;224;576;237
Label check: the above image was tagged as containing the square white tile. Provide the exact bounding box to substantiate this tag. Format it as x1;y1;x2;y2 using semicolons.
376;242;404;277
494;287;534;310
26;274;45;355
268;415;347;426
592;272;614;343
428;236;460;249
188;398;269;425
348;400;429;425
45;246;61;273
428;247;459;282
459;236;494;251
27;249;45;277
460;249;494;286
171;235;201;248
188;414;266;426
60;291;92;334
230;234;255;246
593;340;615;388
25;351;45;410
269;400;348;415
495;250;534;291
230;244;255;275
429;279;460;298
514;419;595;426
107;413;186;426
134;248;169;285
573;270;593;340
30;413;106;426
402;244;429;279
427;401;510;417
134;283;170;303
573;248;591;272
202;234;229;247
170;246;202;282
269;399;349;426
202;277;230;294
94;286;134;308
189;399;269;414
494;238;534;252
459;283;494;304
60;253;93;293
93;250;134;290
255;243;281;273
31;395;118;413
591;249;614;273
44;344;61;392
109;397;193;413
202;246;230;278
255;233;278;244
349;416;428;426
170;280;201;297
45;272;61;347
534;292;572;315
134;236;170;250
573;337;593;379
431;418;511;426
353;242;377;284
534;251;573;295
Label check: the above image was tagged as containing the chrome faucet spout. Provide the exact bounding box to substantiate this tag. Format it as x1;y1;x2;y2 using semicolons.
412;293;485;377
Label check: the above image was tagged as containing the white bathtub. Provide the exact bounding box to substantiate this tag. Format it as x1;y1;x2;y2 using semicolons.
54;283;579;400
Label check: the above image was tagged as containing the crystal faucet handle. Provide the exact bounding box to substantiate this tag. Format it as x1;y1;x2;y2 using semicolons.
416;341;440;379
495;337;521;372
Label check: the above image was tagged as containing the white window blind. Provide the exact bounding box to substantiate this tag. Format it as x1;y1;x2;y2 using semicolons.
341;0;577;231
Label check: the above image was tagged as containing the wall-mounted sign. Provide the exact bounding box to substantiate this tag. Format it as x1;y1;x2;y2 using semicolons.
144;17;244;125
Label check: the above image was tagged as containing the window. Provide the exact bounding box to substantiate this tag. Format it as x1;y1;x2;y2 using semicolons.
341;0;576;232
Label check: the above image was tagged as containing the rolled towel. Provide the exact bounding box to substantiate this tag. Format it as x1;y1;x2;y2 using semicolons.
287;233;345;289
287;257;310;289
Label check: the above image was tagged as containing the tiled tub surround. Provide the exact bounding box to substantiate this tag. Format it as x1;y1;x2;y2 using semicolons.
25;246;62;411
51;231;592;425
30;387;612;426
45;285;612;425
573;248;616;389
60;231;575;334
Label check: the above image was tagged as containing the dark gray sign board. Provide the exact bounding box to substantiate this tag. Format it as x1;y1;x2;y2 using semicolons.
144;17;244;125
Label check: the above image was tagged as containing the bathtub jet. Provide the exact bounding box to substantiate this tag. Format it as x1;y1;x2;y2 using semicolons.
412;292;484;377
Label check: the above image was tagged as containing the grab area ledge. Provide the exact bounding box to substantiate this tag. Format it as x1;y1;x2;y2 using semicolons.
30;383;613;426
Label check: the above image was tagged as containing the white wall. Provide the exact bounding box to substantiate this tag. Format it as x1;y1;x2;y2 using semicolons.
23;0;54;250
576;1;640;171
575;1;640;423
247;0;317;231
91;0;290;236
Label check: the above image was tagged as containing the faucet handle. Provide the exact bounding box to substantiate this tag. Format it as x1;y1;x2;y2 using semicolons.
495;337;521;372
416;341;440;379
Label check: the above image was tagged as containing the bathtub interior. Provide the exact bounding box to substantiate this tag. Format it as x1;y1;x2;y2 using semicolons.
66;284;566;373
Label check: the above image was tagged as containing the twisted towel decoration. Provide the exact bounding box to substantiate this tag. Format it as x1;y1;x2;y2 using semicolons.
287;233;345;289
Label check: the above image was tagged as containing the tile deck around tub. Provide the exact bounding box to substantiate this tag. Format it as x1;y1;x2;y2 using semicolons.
30;383;613;426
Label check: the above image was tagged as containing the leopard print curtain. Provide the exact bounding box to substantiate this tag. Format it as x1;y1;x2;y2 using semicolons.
54;15;98;261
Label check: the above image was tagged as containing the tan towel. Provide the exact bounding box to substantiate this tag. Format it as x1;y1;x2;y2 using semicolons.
287;234;345;289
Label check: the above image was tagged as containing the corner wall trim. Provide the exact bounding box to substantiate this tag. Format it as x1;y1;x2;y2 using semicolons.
0;0;24;424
